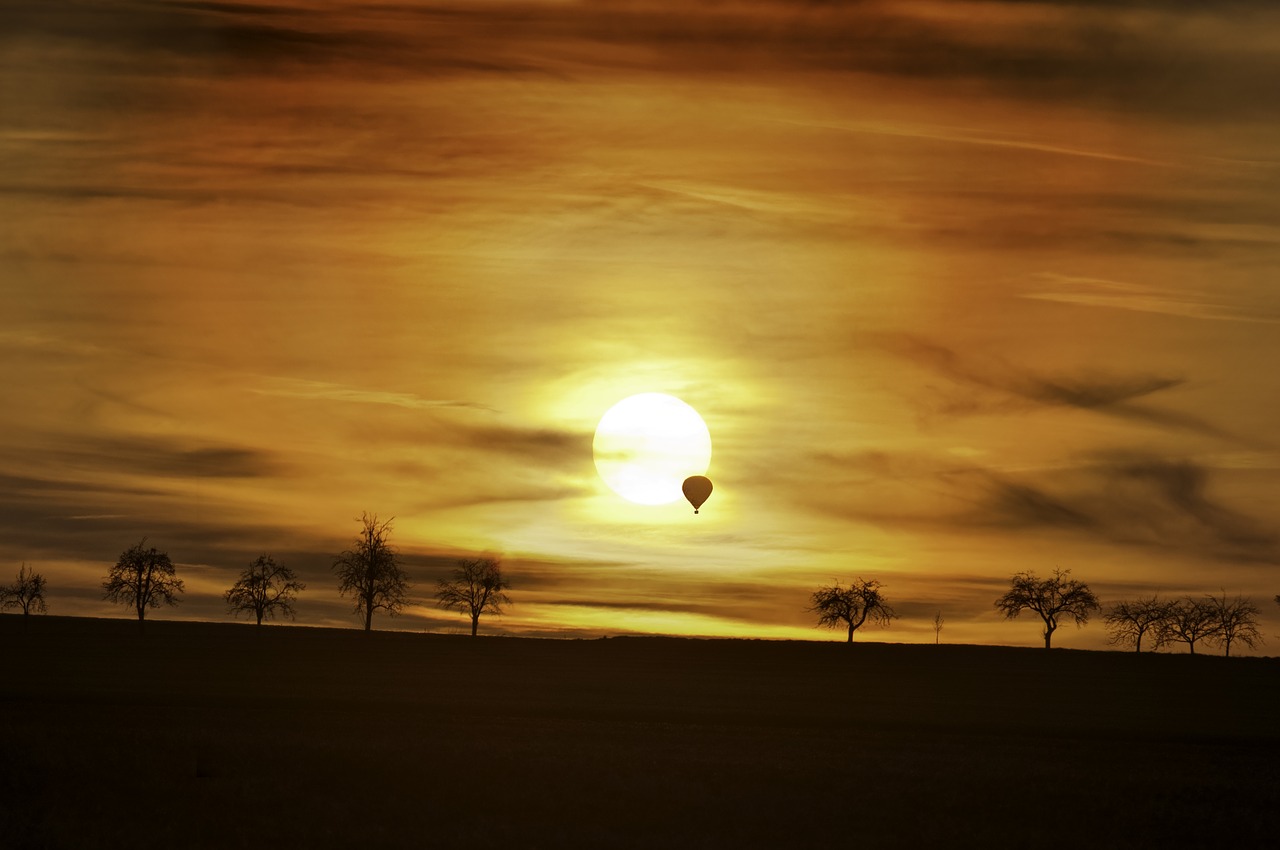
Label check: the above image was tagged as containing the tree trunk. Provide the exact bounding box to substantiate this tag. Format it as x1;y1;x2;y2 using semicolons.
1043;628;1053;649
364;604;373;632
1188;641;1195;656
256;610;263;626
846;622;854;643
471;614;479;637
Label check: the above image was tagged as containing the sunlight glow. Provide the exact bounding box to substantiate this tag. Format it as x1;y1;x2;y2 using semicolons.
593;393;712;505
515;602;817;641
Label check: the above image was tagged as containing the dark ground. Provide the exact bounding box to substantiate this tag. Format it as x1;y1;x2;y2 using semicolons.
2;616;1277;848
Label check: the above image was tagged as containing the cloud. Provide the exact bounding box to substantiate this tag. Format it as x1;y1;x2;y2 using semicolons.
884;335;1182;408
339;409;592;473
9;0;1277;268
252;377;493;412
0;0;548;79
3;0;1277;123
1023;274;1280;325
47;435;282;480
808;449;1279;564
4;0;1278;645
0;431;289;573
972;455;1279;561
880;335;1237;441
506;556;816;628
248;376;592;495
775;118;1173;168
453;422;589;464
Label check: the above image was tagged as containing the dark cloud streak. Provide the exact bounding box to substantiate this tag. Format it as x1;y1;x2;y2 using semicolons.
809;449;1279;564
3;1;1277;119
51;435;282;479
882;335;1238;442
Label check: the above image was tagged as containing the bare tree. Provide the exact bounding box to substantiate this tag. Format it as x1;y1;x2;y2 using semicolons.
333;513;410;631
1;564;48;624
808;578;896;643
435;557;511;637
225;554;305;626
1104;596;1169;653
1203;591;1263;657
994;568;1099;649
1157;597;1218;655
103;540;183;623
933;610;944;645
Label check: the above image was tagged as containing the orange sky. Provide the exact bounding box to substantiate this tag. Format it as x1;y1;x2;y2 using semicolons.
3;0;1279;650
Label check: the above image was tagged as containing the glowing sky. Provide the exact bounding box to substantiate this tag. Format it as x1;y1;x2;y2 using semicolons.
3;0;1280;650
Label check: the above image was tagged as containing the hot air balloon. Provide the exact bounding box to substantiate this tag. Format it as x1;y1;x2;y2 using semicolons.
682;475;713;514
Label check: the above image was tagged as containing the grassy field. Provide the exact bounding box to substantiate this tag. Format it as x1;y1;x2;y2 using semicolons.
2;616;1277;848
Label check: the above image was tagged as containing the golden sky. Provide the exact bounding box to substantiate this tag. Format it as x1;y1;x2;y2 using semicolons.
3;0;1280;649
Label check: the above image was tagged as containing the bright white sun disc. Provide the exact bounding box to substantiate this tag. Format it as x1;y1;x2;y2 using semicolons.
593;393;712;505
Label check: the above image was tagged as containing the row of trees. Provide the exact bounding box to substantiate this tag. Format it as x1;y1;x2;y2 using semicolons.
3;514;513;636
808;569;1271;656
330;514;512;636
7;550;1277;653
1105;593;1264;656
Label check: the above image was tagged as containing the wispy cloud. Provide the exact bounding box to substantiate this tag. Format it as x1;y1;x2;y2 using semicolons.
52;436;281;480
1024;274;1280;324
809;449;1279;564
784;119;1172;167
880;335;1237;442
4;0;1280;646
252;376;493;412
4;0;1278;122
975;453;1279;561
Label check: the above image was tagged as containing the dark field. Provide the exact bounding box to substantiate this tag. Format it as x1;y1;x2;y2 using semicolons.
3;617;1278;848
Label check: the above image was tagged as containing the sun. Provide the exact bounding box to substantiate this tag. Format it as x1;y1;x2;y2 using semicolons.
593;393;712;505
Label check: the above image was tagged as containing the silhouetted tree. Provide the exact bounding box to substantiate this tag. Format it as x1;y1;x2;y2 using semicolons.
933;610;944;645
225;554;305;626
1204;591;1263;657
103;540;183;623
333;513;410;631
994;568;1099;649
1104;596;1169;653
435;557;511;637
1;564;48;624
808;578;896;643
1157;597;1218;655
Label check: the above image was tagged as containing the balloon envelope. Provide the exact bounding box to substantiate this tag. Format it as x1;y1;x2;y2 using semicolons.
682;475;713;514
